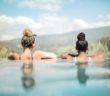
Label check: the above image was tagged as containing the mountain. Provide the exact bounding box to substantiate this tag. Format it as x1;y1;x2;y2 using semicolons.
37;26;110;50
0;26;110;51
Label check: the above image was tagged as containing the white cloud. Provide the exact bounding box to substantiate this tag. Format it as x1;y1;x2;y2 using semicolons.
37;14;72;34
72;19;88;30
71;15;110;30
0;15;42;41
0;14;110;41
88;14;110;28
3;0;75;12
0;35;15;41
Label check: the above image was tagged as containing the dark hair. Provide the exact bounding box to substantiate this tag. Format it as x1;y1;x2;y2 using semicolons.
21;36;35;49
8;54;16;60
76;32;88;53
21;29;36;49
8;53;18;60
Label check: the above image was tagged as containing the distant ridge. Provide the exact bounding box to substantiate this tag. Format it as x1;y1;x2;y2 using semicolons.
37;26;110;49
0;26;110;51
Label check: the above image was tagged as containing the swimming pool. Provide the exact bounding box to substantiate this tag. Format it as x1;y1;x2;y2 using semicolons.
0;59;110;96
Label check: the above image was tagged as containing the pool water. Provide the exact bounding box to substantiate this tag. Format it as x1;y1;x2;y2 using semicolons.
0;60;110;96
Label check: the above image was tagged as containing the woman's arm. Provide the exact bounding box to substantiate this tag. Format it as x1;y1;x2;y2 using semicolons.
33;51;57;60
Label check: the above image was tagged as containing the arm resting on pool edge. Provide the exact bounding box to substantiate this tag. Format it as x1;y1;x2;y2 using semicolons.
33;51;57;60
60;53;75;60
8;51;57;60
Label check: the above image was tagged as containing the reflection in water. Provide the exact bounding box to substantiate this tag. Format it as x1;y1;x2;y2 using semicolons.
77;62;89;85
21;60;35;89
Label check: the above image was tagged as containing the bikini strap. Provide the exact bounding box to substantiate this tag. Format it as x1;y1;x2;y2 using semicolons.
88;57;91;61
74;57;77;62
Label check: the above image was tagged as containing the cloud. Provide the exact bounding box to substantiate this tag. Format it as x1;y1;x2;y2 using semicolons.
36;14;110;34
72;19;88;30
88;14;110;28
37;14;73;34
71;14;110;30
0;14;110;41
0;15;42;41
0;35;15;41
3;0;75;12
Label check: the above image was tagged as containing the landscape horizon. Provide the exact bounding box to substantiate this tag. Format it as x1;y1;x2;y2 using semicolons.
0;25;110;58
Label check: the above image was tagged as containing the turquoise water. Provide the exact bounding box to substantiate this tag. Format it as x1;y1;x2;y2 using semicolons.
0;60;110;96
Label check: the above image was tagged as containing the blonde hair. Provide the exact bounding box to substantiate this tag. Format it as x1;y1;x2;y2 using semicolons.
21;29;36;49
23;29;33;37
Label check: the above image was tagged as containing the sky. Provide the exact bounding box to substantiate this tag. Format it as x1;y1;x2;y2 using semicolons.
0;0;110;41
